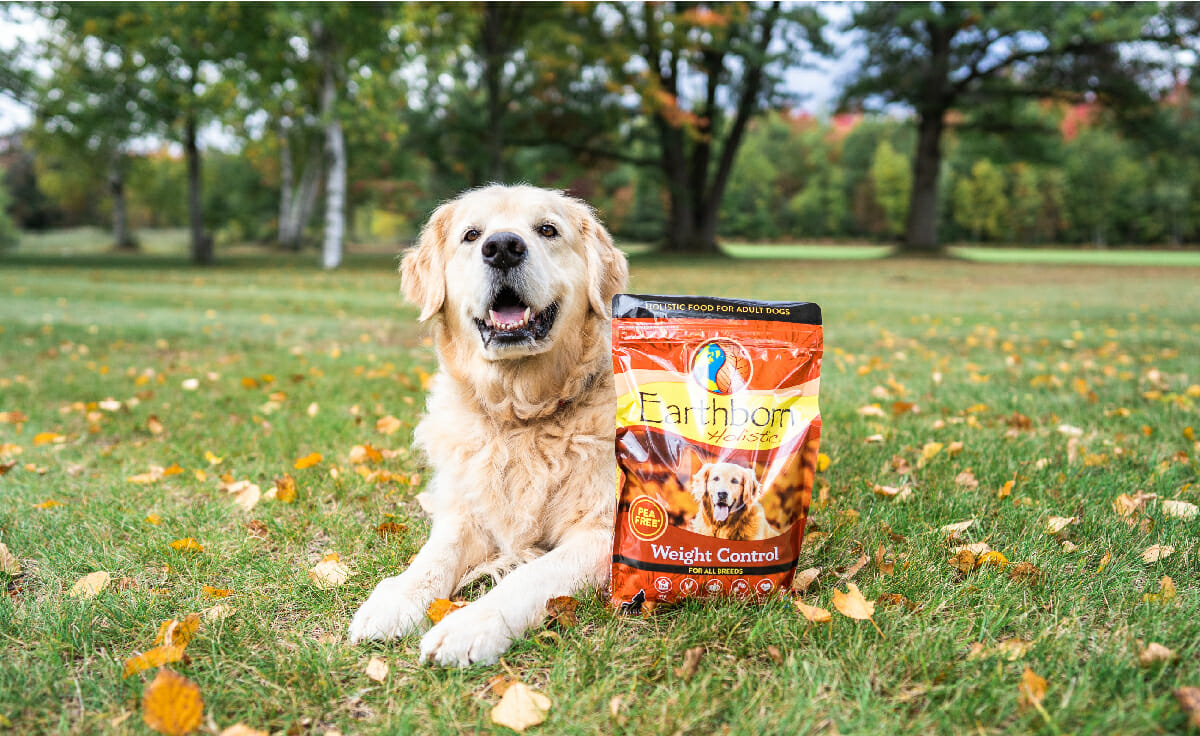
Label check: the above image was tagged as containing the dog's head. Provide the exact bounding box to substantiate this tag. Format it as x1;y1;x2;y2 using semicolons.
400;185;627;361
691;462;761;525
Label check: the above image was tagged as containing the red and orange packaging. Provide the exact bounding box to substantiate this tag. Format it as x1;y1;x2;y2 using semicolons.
609;294;822;611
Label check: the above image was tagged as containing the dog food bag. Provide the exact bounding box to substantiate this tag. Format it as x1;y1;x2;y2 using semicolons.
610;293;822;610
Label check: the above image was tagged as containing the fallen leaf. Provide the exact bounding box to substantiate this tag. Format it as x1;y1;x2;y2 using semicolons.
487;675;517;697
839;547;870;581
309;558;350;589
674;646;704;681
1161;499;1199;521
169;538;203;553
122;645;187;678
940;519;975;536
376;521;406;538
69;571;111;598
181;378;199;391
832;583;879;631
857;404;886;417
231;484;260;512
293;452;322;470
766;646;784;664
0;542;21;575
876;593;911;608
349;444;384;465
202;586;232;599
490;682;551;733
1142;545;1175;563
948;549;977;573
272;474;297;503
245;520;269;539
793;598;831;623
1017;667;1047;710
545;596;579;628
1097;551;1112;573
376;415;402;435
920;442;944;463
0;410;28;423
426;598;468;623
864;433;885;444
793;567;821;593
33;431;64;445
816;453;831;472
218;725;268;736
202;604;235;622
955;470;979;491
147;415;165;435
998;480;1014;499
1175;687;1200;728
1045;516;1079;535
34;499;63;509
1060;540;1079;553
142;669;203;736
365;656;389;682
951;542;992;555
874;545;895;575
1008;561;1042;583
977;551;1009;568
995;638;1033;660
946;440;964;455
872;483;913;501
0;460;15;475
154;614;201;647
1142;576;1177;604
1138;642;1177;667
203;451;222;466
1113;490;1156;518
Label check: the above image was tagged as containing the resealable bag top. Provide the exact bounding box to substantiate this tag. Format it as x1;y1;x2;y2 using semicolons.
610;293;822;610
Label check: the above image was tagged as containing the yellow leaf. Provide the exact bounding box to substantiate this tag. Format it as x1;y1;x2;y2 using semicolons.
1141;544;1175;563
376;415;402;435
365;656;389;682
162;463;183;476
142;669;203;736
34;499;63;509
832;583;876;621
122;644;186;678
1044;516;1079;535
309;558;351;589
816;453;831;472
202;585;232;599
977;551;1009;568
293;452;322;469
426;598;468;623
1142;575;1177;604
349;444;385;465
33;432;64;445
273;474;297;503
1160;499;1198;520
154;614;201;647
1017;667;1047;710
998;480;1015;499
490;682;551;733
203;451;223;466
69;571;111;598
0;542;21;575
240;377;259;390
169;538;204;553
145;514;162;525
1096;550;1112;573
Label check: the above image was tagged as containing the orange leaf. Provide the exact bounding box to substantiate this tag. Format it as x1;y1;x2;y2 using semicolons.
832;582;876;621
34;499;63;509
293;452;322;470
153;613;201;647
273;474;297;503
142;669;203;736
426;598;468;623
201;586;232;599
793;598;831;623
122;644;186;678
169;538;204;553
33;432;64;445
1017;667;1047;710
376;415;402;435
545;596;579;628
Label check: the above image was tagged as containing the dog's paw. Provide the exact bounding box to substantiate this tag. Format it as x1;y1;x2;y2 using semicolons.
419;604;513;667
348;578;429;643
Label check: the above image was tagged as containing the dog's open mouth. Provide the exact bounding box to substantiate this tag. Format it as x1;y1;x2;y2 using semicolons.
712;500;733;523
474;286;558;348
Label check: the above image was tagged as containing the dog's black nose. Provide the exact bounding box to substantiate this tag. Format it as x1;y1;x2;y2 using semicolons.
716;492;728;504
481;232;526;270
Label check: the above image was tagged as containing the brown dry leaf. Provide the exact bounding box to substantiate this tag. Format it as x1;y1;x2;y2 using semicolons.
940;519;975;536
122;645;187;678
245;520;269;539
1008;561;1042;583
1017;667;1047;710
1141;544;1175;563
231;484;260;512
1137;642;1177;667
1161;499;1199;521
349;444;384;465
273;474;297;503
872;483;913;501
766;646;784;665
487;675;517;697
951;542;992;556
832;583;877;623
376;415;402;435
955;470;979;491
490;682;552;733
0;542;21;575
839;547;870;581
891;401;918;416
946;440;965;456
864;433;885;444
0;460;16;476
169;538;203;553
218;725;268;736
948;549;977;574
147;415;165;435
202;604;235;623
1113;490;1157;518
69;571;111;598
309;558;351;589
364;656;389;682
874;545;895;575
793;598;832;624
876;593;911;608
793;567;821;593
1142;576;1177;604
674;646;704;681
376;521;406;538
154;614;201;647
201;586;232;599
142;668;203;736
426;598;468;623
995;638;1034;660
293;452;322;470
1175;687;1200;728
1045;516;1079;535
545;596;580;628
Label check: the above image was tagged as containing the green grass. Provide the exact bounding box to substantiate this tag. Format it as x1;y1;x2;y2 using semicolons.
1;248;1198;735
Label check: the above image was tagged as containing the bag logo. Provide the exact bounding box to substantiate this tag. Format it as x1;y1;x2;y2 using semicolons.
691;339;752;395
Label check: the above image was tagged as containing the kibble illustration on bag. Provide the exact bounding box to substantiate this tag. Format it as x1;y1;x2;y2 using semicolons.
610;293;823;607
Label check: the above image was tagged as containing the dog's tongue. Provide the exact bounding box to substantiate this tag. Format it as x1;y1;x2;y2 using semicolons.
712;504;730;523
491;306;527;324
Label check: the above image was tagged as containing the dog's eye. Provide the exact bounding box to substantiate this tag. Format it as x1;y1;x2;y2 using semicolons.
537;223;558;238
464;229;481;243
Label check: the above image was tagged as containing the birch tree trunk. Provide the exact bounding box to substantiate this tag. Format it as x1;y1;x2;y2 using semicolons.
321;58;345;270
108;155;136;250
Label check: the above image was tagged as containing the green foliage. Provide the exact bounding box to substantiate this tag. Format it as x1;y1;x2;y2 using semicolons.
0;178;19;249
952;159;1008;241
870;141;912;238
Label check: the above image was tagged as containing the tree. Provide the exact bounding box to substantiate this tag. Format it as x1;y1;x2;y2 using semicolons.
842;2;1167;254
951;158;1007;241
869;140;911;238
573;2;828;253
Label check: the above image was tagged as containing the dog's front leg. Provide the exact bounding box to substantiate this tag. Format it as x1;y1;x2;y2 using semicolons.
348;514;486;643
419;525;609;667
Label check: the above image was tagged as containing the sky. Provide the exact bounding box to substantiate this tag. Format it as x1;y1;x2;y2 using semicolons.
0;4;859;140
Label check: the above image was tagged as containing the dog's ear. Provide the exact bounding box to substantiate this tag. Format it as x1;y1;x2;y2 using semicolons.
572;201;628;317
742;467;764;505
690;463;713;500
400;200;455;322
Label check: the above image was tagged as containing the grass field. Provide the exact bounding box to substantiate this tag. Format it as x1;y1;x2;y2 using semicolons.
1;245;1198;735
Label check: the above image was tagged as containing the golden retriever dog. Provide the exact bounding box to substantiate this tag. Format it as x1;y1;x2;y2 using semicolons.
348;185;627;666
689;462;775;541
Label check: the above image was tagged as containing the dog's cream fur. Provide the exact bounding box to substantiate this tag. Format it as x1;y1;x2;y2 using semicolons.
348;185;627;666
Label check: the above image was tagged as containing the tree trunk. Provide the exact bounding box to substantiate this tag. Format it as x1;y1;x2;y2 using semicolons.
901;109;946;255
278;120;294;247
108;156;136;250
184;115;213;265
321;57;346;270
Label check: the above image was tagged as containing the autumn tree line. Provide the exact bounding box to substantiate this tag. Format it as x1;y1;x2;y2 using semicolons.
1;2;1198;265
